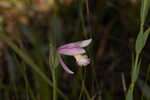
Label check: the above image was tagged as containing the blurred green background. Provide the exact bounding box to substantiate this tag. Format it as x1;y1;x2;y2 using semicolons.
0;0;150;100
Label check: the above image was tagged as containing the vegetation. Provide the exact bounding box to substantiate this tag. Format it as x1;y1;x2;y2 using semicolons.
0;0;150;100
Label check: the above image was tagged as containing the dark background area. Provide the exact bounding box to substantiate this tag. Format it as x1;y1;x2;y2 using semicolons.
0;0;150;100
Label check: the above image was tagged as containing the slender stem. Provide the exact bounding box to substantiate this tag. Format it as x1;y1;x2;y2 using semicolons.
0;32;68;100
131;54;139;90
79;0;86;36
78;68;91;100
52;68;57;100
78;81;84;100
49;53;57;100
78;68;84;100
49;44;58;100
133;54;139;79
83;81;91;100
83;68;91;100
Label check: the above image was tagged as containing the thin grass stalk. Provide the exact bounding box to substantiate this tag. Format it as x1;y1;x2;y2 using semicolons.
0;32;68;100
52;46;57;100
14;51;36;100
22;64;29;100
33;36;51;100
83;68;91;100
78;0;86;36
132;54;140;84
52;68;57;100
78;81;84;100
49;20;59;100
126;0;150;100
78;69;91;100
83;80;91;100
22;64;36;100
49;33;58;100
49;46;57;100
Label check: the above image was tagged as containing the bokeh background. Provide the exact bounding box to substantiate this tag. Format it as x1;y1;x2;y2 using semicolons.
0;0;150;100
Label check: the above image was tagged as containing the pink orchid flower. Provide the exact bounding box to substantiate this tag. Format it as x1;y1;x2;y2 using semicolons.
57;39;92;74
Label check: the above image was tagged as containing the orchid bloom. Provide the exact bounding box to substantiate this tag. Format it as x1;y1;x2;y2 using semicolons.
57;39;92;74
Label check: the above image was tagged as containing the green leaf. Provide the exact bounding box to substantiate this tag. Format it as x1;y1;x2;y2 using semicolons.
143;27;150;48
131;54;135;79
126;90;133;100
135;31;144;54
140;0;150;25
126;85;133;100
131;59;141;83
135;27;150;54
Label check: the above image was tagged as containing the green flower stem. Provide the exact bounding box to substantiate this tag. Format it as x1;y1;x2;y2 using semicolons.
49;44;58;100
52;68;57;100
82;80;91;100
133;54;139;82
78;69;91;100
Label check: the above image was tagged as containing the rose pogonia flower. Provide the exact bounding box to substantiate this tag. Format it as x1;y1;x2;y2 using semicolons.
57;39;92;74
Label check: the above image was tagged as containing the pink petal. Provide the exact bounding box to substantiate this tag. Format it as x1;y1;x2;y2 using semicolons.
58;43;79;50
58;38;92;49
57;47;85;55
78;38;92;47
58;55;74;74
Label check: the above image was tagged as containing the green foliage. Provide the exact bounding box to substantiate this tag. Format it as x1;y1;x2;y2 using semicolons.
127;0;150;100
126;84;133;100
49;43;59;100
49;44;59;68
0;32;68;100
135;28;150;54
131;59;141;83
135;31;143;54
0;0;150;100
33;36;51;100
135;0;150;54
140;0;149;25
